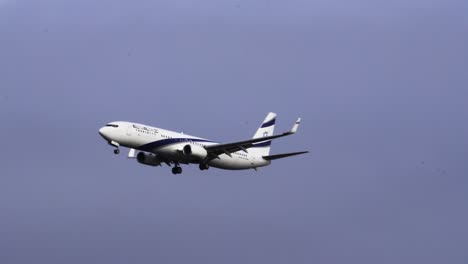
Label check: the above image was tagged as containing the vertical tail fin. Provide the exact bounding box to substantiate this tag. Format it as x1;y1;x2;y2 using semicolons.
251;112;276;156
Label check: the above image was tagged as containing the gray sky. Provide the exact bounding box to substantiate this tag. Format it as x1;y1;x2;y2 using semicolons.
1;0;467;263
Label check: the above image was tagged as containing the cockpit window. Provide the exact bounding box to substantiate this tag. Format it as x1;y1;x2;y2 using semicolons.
106;124;119;128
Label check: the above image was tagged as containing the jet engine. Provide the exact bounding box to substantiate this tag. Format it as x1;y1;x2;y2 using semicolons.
182;144;208;160
136;152;161;166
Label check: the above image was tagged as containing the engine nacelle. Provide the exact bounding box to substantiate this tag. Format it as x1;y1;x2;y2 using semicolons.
136;152;161;166
182;144;208;160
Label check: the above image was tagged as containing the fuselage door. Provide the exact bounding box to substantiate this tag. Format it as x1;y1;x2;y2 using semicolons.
126;124;133;136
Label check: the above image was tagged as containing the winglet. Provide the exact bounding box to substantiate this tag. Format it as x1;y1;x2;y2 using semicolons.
290;117;301;134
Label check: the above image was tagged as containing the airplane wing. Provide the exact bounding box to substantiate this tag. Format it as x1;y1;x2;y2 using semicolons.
262;151;309;160
204;118;302;158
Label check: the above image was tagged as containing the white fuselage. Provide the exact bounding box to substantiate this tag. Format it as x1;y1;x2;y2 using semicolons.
99;121;270;170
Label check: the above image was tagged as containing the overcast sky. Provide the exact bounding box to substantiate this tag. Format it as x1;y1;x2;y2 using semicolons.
1;0;467;263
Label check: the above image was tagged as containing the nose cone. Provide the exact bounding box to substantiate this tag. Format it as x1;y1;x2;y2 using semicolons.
99;127;108;139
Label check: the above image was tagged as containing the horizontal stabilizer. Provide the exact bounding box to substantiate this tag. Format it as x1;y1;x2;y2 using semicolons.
263;151;308;161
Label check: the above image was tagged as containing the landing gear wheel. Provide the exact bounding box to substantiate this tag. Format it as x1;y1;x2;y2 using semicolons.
199;163;209;170
114;149;120;154
172;166;182;174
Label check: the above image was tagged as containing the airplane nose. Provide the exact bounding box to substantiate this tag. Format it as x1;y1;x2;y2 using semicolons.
99;127;107;138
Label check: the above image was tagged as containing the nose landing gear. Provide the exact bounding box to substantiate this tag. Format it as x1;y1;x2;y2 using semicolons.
108;141;120;155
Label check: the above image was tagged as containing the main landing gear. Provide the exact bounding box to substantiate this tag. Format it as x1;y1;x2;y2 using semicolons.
114;148;120;155
199;163;209;171
172;166;182;175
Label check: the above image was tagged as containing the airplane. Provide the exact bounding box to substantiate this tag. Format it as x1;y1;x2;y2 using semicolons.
98;112;308;174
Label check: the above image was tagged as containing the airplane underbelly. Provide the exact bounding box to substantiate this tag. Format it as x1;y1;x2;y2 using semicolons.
209;155;267;170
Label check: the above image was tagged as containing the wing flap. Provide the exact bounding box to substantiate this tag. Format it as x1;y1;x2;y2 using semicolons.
128;148;136;158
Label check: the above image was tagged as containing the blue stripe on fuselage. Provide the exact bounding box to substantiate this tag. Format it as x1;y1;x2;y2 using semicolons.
139;138;214;151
